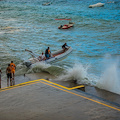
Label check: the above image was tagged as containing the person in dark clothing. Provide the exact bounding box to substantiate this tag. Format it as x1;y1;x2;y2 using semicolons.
45;47;51;59
6;64;12;87
62;43;68;52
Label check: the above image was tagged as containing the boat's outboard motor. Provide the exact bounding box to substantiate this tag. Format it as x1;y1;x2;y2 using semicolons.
24;61;32;67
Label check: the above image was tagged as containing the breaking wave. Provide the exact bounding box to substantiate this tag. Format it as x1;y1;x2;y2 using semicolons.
97;55;120;95
56;63;98;86
56;55;120;95
16;62;65;76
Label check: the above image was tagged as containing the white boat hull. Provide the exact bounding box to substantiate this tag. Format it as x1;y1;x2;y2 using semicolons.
24;47;72;67
89;3;105;8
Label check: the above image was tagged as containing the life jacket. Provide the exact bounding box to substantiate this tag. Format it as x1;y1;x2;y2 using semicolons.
45;49;48;54
10;63;16;68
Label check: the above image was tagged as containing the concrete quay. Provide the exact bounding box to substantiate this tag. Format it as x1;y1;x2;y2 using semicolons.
0;78;120;120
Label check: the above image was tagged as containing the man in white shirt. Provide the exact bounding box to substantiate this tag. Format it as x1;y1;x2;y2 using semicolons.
38;52;45;61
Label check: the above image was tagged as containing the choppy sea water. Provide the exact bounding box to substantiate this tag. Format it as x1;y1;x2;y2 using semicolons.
0;0;120;94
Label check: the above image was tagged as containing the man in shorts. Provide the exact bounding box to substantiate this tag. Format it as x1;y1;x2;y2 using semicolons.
10;61;16;81
11;65;16;85
6;64;12;87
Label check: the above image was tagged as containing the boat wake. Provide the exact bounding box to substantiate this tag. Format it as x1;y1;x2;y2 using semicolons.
28;62;65;76
16;62;65;76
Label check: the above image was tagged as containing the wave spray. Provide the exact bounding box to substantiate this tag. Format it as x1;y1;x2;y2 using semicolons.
97;55;120;95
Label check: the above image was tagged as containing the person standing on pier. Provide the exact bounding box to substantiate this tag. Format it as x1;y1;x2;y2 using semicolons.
10;61;16;84
6;64;12;87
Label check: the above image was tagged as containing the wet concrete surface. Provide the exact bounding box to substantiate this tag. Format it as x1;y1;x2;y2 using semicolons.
0;73;120;120
84;86;120;106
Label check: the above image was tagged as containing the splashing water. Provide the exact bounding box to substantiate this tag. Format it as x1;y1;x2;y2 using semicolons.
15;56;120;95
27;62;51;73
97;55;120;95
26;62;64;76
57;63;96;85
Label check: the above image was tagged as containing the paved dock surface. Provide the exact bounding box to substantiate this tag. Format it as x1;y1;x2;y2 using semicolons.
0;79;120;120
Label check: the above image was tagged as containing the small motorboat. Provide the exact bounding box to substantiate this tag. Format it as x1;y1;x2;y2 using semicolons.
89;3;105;8
58;22;74;29
24;47;73;67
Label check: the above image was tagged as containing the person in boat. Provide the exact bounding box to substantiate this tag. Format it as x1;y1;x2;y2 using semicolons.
69;21;74;24
45;47;51;59
62;43;69;52
38;52;44;61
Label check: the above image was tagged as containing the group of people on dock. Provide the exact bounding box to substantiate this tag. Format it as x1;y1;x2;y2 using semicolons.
0;61;16;88
6;61;16;87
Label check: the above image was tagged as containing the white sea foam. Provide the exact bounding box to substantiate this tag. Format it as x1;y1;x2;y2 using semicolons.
27;62;51;73
5;18;17;22
57;63;97;85
97;55;120;95
25;62;64;76
57;56;120;95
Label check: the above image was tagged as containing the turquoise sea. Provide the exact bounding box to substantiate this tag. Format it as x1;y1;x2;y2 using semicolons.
0;0;120;94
